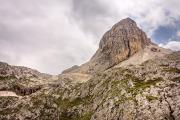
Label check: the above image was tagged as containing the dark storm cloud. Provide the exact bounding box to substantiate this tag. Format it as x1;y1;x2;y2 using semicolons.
72;0;108;17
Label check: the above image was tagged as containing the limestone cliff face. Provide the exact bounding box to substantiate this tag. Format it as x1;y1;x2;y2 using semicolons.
63;18;151;74
91;18;151;67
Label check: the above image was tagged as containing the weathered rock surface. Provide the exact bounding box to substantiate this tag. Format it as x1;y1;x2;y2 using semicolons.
0;18;180;120
92;18;151;67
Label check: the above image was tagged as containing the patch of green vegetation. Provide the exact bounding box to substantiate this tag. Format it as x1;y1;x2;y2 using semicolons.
78;112;93;120
163;67;180;73
135;77;163;88
38;102;58;120
59;111;92;120
109;88;121;97
112;68;132;75
142;59;154;65
55;95;93;109
115;97;133;104
102;79;111;88
70;97;85;106
146;96;158;102
111;80;121;86
0;75;16;80
102;73;139;98
59;110;76;120
128;77;163;95
55;97;70;109
125;74;140;82
0;76;6;80
109;79;130;97
171;77;180;83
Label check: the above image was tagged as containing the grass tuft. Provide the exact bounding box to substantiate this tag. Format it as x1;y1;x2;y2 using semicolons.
146;96;158;102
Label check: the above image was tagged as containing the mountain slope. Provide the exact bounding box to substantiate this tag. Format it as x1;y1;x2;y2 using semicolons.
0;18;180;120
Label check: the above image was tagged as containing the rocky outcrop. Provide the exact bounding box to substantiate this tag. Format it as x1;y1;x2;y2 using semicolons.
12;85;41;96
0;62;51;80
91;18;151;66
0;62;52;97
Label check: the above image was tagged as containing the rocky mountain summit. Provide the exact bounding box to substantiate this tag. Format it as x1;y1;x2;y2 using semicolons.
0;18;180;120
62;18;151;74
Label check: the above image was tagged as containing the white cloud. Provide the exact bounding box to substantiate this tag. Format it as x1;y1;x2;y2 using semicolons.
0;0;180;74
0;0;97;74
159;41;180;51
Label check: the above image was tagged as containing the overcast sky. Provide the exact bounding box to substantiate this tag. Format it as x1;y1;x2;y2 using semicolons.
0;0;180;74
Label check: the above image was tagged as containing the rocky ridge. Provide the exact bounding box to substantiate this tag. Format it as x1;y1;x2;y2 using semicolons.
0;18;180;120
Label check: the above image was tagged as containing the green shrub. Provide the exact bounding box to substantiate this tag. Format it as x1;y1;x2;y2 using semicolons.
78;112;93;120
128;77;163;95
55;95;93;109
59;111;92;120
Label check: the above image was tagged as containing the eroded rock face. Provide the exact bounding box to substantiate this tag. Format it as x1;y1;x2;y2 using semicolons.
91;18;151;68
12;85;41;96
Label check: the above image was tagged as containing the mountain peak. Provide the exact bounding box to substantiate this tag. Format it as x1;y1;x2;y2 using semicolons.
63;18;152;74
115;17;137;26
90;18;151;69
123;17;134;21
98;18;150;49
